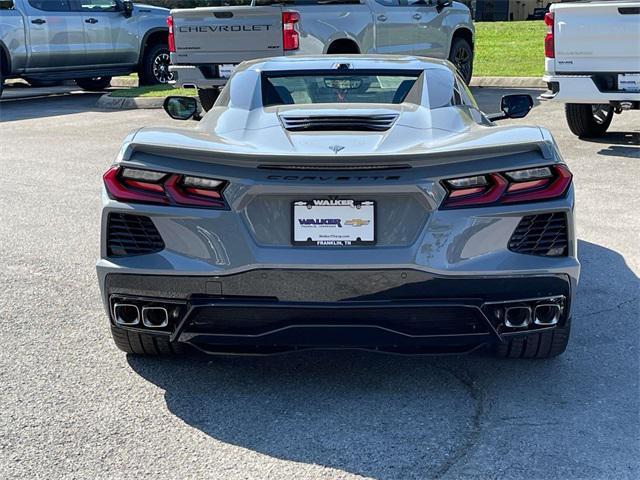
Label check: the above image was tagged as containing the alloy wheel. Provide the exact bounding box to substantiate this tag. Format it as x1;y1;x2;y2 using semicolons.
591;104;612;125
454;46;471;81
153;53;173;84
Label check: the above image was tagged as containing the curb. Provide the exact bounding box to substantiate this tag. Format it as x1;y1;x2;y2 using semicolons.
96;94;165;110
471;77;545;88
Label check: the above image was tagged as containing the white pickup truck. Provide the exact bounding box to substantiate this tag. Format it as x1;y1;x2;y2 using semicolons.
542;1;640;137
167;0;475;110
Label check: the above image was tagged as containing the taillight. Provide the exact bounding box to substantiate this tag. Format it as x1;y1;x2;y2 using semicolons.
282;11;300;51
544;12;554;58
167;16;175;53
441;165;571;209
103;166;226;209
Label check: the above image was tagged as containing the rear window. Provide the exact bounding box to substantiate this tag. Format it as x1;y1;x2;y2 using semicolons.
262;71;420;106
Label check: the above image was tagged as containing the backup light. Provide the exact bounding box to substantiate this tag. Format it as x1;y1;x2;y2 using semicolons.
441;165;572;208
103;166;227;209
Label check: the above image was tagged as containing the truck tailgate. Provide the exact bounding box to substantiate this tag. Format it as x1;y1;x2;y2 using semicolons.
554;1;640;73
171;6;283;65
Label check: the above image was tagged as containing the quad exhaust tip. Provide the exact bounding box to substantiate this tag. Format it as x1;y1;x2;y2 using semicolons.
113;303;140;326
534;304;561;326
504;306;532;329
142;306;169;328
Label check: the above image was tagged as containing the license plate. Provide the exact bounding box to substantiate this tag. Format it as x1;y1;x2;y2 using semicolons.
219;64;236;79
293;200;375;246
618;73;640;92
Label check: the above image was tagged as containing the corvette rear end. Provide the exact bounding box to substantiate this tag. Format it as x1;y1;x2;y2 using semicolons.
97;56;579;358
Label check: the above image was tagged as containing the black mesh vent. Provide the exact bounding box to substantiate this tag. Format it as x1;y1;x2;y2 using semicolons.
508;213;568;257
107;213;164;257
280;114;398;132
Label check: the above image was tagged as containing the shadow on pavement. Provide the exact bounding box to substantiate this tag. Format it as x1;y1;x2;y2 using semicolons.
0;91;110;122
127;239;638;479
579;131;640;159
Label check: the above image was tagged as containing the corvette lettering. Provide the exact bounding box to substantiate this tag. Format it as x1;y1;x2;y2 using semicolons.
178;25;272;33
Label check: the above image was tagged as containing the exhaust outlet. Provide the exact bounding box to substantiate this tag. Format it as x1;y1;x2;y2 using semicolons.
534;304;561;326
113;304;140;326
504;306;532;328
142;306;169;328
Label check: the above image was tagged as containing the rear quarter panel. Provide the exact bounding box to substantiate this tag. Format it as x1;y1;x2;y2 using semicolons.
0;0;28;73
296;4;374;55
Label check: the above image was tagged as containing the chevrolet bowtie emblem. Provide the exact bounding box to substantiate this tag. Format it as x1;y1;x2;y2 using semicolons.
329;145;345;154
345;219;370;227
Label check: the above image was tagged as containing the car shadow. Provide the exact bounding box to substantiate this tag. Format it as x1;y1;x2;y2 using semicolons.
0;88;115;122
579;131;640;159
126;239;639;479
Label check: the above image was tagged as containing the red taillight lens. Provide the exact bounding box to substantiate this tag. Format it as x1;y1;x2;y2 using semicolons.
441;165;571;209
544;12;554;58
103;166;226;208
167;16;175;53
282;11;300;51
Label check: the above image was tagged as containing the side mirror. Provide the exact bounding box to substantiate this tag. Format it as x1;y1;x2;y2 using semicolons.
121;0;134;18
488;94;534;121
0;0;15;10
163;96;201;121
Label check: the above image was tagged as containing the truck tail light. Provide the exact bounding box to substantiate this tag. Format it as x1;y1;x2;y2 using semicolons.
167;16;175;53
544;12;554;58
441;165;572;209
103;167;227;209
282;11;300;51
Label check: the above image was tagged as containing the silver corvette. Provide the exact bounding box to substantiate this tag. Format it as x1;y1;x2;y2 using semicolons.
98;55;579;358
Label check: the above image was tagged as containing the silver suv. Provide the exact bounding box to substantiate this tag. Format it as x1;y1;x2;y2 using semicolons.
0;0;170;95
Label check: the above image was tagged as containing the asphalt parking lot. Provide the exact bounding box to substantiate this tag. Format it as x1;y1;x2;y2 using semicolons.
1;88;638;480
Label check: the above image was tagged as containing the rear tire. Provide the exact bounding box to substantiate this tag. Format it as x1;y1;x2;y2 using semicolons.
565;103;613;137
198;87;220;111
139;43;173;86
448;37;474;84
493;321;571;359
75;76;112;91
110;325;184;356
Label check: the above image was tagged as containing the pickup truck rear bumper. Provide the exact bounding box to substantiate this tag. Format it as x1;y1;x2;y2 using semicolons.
169;65;228;89
542;74;640;104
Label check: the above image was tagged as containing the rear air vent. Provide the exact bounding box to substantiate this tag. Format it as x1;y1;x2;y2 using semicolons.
508;212;568;257
280;114;398;132
107;213;164;257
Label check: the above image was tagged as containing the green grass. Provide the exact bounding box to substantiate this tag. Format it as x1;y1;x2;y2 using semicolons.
110;84;197;98
474;21;546;77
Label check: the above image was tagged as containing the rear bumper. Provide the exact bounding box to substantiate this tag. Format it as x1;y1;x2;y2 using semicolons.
169;65;228;88
104;270;574;354
542;74;640;103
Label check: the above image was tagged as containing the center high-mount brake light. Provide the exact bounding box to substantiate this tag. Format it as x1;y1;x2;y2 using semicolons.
103;166;227;208
282;11;300;51
441;165;572;209
167;16;175;53
544;12;554;58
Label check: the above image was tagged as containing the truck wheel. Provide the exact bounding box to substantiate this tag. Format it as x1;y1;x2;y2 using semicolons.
565;103;613;138
75;76;112;91
449;37;473;84
0;70;3;98
198;88;220;111
493;321;571;359
110;325;184;356
139;44;173;86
